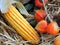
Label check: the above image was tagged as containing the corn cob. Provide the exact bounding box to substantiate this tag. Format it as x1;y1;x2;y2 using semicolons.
4;5;40;44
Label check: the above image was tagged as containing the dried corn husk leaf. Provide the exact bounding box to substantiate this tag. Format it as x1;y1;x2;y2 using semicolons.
16;2;34;18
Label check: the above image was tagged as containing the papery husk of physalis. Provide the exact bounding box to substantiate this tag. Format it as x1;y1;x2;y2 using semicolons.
54;35;60;45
